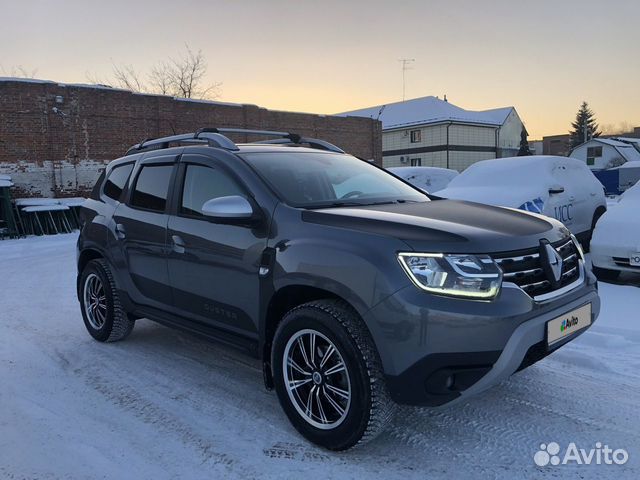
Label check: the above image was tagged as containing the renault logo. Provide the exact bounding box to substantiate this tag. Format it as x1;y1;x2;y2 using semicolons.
543;243;564;282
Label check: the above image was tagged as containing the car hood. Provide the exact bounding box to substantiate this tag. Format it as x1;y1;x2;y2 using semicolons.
302;199;568;253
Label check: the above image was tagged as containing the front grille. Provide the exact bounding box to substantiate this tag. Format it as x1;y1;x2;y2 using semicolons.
493;238;580;299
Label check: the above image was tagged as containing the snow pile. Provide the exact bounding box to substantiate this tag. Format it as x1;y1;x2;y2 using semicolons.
388;166;458;193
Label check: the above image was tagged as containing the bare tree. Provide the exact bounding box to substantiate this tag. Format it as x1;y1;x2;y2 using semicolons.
172;46;220;99
1;65;38;78
601;121;634;136
89;45;221;100
148;63;173;95
112;64;146;92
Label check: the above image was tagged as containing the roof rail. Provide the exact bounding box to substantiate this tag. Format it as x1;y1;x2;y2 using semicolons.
252;137;345;153
125;131;239;156
125;128;344;156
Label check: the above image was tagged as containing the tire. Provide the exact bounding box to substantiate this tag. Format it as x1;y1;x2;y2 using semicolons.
79;259;135;342
271;299;395;451
592;266;620;282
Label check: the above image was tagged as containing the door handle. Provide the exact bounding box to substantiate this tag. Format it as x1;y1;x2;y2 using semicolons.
172;235;185;254
115;223;126;239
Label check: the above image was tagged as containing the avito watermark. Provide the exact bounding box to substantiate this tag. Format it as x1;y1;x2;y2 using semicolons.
534;442;629;466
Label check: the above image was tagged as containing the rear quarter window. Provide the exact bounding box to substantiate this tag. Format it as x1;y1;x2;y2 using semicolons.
103;163;134;201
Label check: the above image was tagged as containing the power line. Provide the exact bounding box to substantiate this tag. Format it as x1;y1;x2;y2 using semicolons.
398;58;415;101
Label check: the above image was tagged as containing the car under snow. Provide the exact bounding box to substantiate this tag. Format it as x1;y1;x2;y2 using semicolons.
387;166;458;193
437;155;607;247
590;181;640;281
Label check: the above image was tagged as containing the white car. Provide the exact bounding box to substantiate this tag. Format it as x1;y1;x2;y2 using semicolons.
437;155;607;246
590;182;640;281
387;166;458;193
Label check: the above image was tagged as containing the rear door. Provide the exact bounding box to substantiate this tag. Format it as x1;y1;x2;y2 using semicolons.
112;153;178;308
166;154;267;337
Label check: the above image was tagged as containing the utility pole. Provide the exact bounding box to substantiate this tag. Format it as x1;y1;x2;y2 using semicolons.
398;58;415;101
583;121;589;143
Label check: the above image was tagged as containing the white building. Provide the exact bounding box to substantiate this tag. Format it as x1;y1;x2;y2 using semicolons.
339;96;526;170
570;138;640;170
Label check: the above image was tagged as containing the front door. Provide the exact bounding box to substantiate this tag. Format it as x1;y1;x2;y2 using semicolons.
167;154;267;337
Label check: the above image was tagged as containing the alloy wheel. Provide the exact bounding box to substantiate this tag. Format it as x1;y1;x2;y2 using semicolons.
83;273;107;330
283;329;352;430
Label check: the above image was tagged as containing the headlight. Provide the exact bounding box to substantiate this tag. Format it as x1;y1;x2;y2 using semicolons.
398;253;503;299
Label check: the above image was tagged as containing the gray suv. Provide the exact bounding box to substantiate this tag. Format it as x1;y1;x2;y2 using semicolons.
76;128;600;450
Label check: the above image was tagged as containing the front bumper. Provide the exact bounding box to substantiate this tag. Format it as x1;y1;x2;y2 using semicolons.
592;243;640;274
363;264;600;406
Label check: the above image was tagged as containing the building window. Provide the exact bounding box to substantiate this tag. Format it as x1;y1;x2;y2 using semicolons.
586;146;602;158
410;130;421;143
587;158;595;166
410;158;422;166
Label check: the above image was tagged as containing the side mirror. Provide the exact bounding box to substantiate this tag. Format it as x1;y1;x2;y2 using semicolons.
549;185;565;195
201;195;255;223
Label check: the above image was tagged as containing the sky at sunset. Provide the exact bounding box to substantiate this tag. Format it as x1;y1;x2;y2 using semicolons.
1;0;638;139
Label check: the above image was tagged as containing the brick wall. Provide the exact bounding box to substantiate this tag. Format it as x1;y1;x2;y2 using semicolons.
0;79;382;197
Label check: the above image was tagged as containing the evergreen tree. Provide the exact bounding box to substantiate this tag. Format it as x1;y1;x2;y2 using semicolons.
570;101;600;148
517;127;531;156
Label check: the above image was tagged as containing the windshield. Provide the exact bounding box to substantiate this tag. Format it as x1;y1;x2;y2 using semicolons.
241;151;429;208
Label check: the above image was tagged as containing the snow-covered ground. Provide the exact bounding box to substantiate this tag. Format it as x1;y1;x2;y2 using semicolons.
1;234;639;479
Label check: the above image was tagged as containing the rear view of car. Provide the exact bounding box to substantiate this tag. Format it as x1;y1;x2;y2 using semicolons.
437;155;607;247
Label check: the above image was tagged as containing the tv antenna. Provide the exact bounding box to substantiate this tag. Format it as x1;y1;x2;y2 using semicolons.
398;58;415;101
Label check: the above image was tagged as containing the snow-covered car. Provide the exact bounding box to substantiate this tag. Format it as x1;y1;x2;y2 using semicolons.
590;182;640;281
387;166;458;193
437;155;607;247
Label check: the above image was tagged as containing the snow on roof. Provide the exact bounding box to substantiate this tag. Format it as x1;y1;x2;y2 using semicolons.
0;77;244;107
612;137;640;144
15;198;67;207
589;138;640;163
0;76;55;84
337;96;514;130
22;204;70;213
613;161;640;170
0;179;13;188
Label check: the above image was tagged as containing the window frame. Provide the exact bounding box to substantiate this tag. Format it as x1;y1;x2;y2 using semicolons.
173;154;252;222
586;146;603;158
126;155;178;214
410;129;422;143
101;162;134;203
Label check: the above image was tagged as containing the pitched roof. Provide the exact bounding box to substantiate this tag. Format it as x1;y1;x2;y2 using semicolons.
337;96;514;130
590;138;640;163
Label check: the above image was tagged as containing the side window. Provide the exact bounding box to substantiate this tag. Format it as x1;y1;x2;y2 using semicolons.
130;164;174;212
180;164;245;217
103;163;134;201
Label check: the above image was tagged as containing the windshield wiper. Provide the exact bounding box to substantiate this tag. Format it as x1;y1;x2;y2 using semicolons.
303;201;368;209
